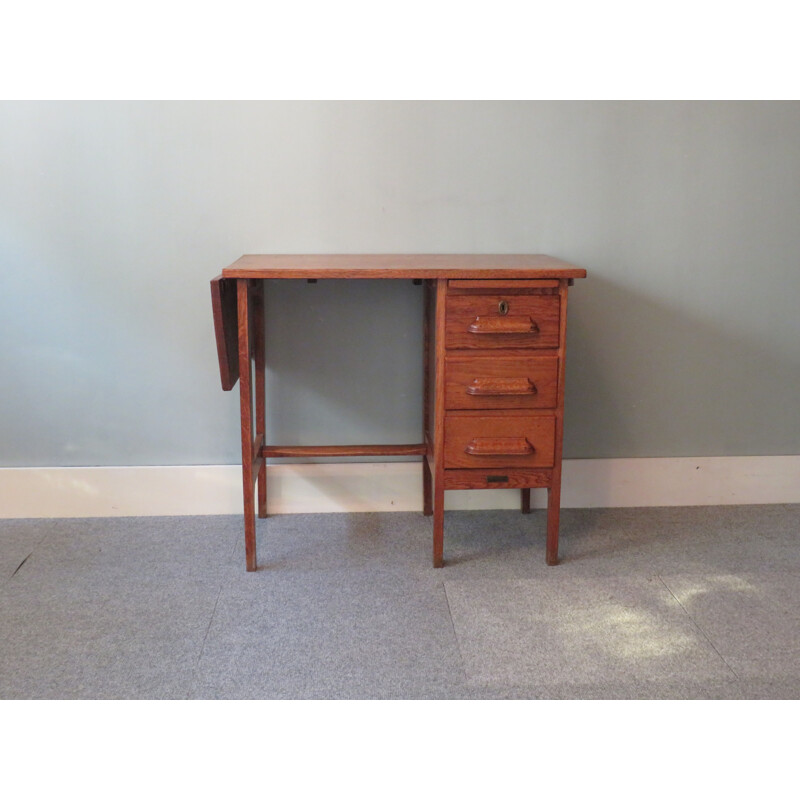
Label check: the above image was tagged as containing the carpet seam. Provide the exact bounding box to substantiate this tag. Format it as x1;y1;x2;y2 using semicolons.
10;552;33;578
442;582;470;685
656;574;740;680
196;584;224;670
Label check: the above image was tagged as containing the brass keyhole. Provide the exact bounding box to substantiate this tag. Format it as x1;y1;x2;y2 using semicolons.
498;300;509;315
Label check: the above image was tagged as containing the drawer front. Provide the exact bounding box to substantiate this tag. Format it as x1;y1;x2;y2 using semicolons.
444;414;556;469
446;293;560;349
443;468;553;491
445;355;558;410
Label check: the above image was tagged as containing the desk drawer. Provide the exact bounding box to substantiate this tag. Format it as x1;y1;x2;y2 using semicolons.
445;355;558;410
443;468;552;491
446;293;560;349
444;413;556;469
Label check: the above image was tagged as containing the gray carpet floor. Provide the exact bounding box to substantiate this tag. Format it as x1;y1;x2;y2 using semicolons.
2;504;800;699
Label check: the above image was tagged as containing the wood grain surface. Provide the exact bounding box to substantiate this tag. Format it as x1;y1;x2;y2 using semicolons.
221;253;587;280
445;355;558;410
444;413;556;469
446;293;560;349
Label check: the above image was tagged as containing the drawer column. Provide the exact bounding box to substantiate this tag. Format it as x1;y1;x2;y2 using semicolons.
435;277;571;566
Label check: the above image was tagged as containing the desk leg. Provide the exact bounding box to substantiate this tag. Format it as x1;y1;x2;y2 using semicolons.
521;488;531;514
546;413;564;565
546;474;561;566
433;480;444;568
422;280;433;517
422;460;433;516
432;278;447;568
546;282;570;566
238;279;257;571
254;281;267;519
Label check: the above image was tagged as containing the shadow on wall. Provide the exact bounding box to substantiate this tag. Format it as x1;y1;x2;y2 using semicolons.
564;272;800;460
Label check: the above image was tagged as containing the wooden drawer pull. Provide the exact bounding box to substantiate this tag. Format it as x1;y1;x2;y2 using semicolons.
467;315;539;334
466;377;537;396
465;437;535;456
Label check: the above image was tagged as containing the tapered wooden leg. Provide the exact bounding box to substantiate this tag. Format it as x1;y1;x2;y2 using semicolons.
423;458;433;516
243;489;257;571
253;281;267;519
257;453;267;519
422;279;433;519
521;488;531;514
238;279;258;572
546;481;561;566
546;282;570;565
433;480;444;567
431;278;447;568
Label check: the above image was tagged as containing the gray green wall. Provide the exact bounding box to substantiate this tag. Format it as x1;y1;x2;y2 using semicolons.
2;101;799;467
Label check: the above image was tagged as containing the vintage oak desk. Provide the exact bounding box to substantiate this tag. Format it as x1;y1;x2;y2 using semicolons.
211;255;586;571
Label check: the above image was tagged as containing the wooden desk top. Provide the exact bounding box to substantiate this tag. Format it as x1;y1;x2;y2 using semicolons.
221;254;587;280
212;254;586;391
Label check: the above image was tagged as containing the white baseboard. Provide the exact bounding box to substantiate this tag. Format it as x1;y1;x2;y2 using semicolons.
1;456;799;519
